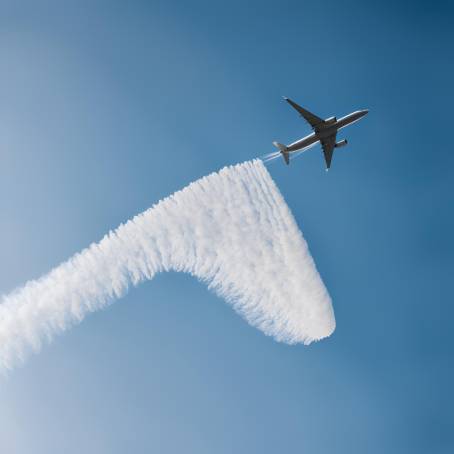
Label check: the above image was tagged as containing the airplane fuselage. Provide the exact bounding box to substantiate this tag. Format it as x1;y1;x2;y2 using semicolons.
286;110;368;152
274;97;368;168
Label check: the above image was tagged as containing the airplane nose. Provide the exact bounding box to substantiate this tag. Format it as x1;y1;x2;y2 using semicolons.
362;109;369;116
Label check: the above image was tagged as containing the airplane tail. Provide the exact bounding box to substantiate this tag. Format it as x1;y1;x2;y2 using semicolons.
273;142;290;165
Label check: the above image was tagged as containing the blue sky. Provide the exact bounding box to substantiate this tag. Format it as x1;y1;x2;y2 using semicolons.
0;1;453;452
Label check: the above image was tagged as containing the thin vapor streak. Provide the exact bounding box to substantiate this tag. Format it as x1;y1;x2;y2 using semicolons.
0;159;334;371
262;142;319;163
261;151;281;162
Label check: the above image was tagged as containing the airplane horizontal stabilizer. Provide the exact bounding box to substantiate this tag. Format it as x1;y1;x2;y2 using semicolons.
273;142;290;165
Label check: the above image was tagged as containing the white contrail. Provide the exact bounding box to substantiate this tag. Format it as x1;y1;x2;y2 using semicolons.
261;151;281;162
261;141;319;163
0;159;334;371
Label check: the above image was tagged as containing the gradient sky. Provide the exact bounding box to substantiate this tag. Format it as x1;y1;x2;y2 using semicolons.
1;1;453;453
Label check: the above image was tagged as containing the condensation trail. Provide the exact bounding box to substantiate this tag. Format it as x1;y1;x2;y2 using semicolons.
261;142;319;163
0;159;334;371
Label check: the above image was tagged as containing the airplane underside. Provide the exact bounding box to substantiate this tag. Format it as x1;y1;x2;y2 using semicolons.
273;97;368;169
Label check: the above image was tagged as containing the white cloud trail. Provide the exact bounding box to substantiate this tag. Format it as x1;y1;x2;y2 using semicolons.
261;142;319;163
0;159;334;371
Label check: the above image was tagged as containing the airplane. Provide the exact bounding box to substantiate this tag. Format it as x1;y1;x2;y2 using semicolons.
273;97;368;169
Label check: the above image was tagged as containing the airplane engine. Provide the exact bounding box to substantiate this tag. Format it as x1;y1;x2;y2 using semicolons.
335;139;348;148
324;116;337;124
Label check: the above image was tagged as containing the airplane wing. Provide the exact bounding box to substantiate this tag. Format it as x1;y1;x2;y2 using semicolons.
284;97;324;130
320;133;337;169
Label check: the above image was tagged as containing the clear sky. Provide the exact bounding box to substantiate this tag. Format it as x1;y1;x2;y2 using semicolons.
0;1;453;453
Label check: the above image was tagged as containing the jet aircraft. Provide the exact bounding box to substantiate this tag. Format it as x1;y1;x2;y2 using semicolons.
273;97;368;169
